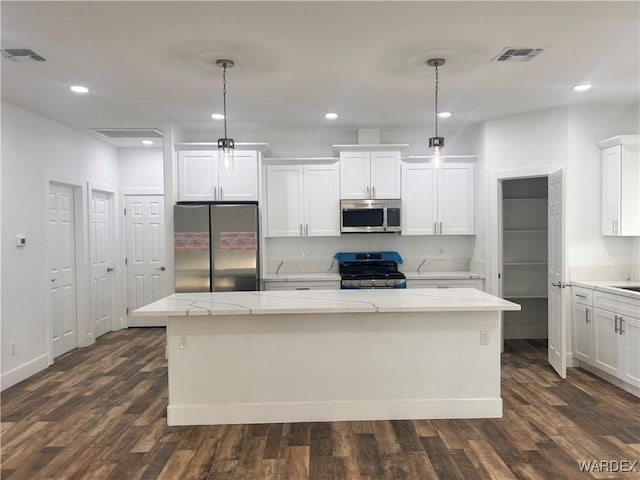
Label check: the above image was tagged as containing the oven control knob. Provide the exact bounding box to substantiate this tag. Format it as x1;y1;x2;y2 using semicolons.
371;279;376;286
350;280;356;287
394;280;401;286
386;280;391;286
358;280;363;287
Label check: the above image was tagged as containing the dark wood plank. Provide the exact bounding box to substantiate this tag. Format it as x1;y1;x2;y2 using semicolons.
2;329;639;480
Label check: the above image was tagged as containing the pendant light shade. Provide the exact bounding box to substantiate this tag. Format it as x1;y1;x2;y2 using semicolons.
427;58;445;170
216;59;235;171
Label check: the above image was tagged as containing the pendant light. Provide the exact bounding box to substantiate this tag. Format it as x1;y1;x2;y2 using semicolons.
427;58;445;170
216;59;235;171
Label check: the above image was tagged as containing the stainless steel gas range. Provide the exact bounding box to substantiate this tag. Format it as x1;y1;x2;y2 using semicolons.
334;251;406;289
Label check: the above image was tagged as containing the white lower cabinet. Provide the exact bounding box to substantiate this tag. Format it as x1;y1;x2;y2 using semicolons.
571;286;593;364
406;279;484;290
572;286;640;392
572;302;593;364
593;307;622;377
264;280;340;291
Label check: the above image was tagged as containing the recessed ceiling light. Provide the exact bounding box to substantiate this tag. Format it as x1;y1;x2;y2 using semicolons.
211;113;225;120
69;85;89;94
325;112;339;120
573;83;592;92
437;111;452;119
141;140;154;145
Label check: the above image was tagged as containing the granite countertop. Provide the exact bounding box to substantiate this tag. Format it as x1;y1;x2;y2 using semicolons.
571;280;640;301
133;288;520;317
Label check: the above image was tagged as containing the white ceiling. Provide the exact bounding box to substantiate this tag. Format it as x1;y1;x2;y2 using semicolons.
2;1;639;148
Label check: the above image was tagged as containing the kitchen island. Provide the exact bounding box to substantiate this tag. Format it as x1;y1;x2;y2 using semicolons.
134;288;520;426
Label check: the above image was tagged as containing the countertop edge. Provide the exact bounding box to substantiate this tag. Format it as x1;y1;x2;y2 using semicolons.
570;280;640;300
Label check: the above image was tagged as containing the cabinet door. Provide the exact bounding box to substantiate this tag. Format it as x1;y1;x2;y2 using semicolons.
401;163;437;235
572;303;592;364
178;151;218;201
265;165;304;237
340;152;371;199
593;308;622;377
439;163;475;235
304;164;340;236
620;315;640;388
370;151;401;198
601;146;621;235
218;151;258;201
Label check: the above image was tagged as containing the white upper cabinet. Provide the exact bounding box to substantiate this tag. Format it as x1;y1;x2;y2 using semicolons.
177;150;258;202
597;135;640;236
401;161;476;235
339;150;401;199
265;162;340;237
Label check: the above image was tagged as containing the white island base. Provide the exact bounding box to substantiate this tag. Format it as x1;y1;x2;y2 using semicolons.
134;288;520;426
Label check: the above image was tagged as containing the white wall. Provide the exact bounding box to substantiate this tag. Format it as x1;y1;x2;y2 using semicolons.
566;104;639;275
1;101;120;389
477;104;639;294
118;148;164;190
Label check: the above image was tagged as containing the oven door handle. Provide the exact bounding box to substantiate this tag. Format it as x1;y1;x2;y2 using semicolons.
383;205;388;231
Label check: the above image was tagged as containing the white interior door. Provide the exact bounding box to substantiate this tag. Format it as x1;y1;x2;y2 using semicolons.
125;195;166;327
90;190;114;338
48;183;78;358
548;169;566;378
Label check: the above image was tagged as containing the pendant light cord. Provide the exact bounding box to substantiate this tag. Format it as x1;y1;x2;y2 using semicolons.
222;62;229;140
434;62;439;138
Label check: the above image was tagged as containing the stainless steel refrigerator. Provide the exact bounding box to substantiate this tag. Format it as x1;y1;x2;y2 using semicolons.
174;203;260;292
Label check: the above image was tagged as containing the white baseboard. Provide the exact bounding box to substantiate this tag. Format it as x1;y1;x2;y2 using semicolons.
167;398;503;426
579;363;640;398
1;354;50;391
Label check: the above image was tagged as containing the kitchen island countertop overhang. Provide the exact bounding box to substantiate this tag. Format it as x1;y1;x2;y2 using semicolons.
134;288;520;426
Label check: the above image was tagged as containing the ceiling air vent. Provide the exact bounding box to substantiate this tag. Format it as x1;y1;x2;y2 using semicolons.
91;128;163;139
1;49;46;62
492;47;545;63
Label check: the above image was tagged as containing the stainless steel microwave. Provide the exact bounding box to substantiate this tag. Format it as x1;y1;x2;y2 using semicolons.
340;199;401;233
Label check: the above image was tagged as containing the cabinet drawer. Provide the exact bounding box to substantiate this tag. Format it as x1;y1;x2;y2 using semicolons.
571;286;593;305
264;281;341;291
594;290;640;318
407;279;484;290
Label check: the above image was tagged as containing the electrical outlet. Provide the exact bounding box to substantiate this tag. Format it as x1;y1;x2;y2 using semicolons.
438;246;445;255
480;330;490;345
10;342;16;356
179;336;187;349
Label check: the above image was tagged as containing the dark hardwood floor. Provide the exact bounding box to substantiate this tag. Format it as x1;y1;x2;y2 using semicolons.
1;328;639;479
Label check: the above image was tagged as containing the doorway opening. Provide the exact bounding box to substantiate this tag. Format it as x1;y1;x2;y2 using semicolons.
501;177;549;341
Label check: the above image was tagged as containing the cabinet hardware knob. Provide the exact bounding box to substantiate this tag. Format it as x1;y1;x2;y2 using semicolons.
106;267;114;272
372;185;376;198
156;266;166;271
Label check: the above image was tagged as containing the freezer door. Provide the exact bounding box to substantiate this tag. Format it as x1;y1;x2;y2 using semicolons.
211;204;259;291
174;205;211;292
